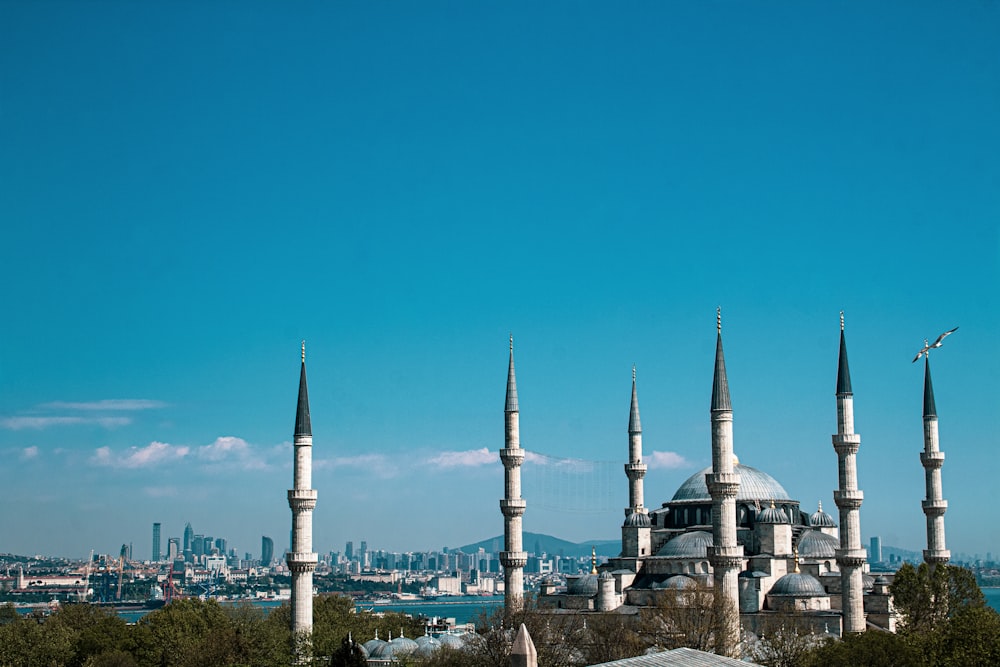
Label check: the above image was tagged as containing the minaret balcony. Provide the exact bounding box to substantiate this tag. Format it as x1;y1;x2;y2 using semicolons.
500;498;526;516
832;434;861;454
625;462;647;477
286;552;318;573
708;545;745;569
500;448;525;466
833;489;864;509
288;489;318;511
923;549;951;564
920;451;945;468
706;473;740;498
836;548;867;568
499;551;528;568
922;499;948;515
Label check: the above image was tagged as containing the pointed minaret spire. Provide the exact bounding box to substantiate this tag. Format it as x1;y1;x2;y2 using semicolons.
711;308;732;412
295;341;312;437
505;334;518;413
837;314;853;396
831;315;866;634
628;365;641;434
706;307;742;656
923;357;937;417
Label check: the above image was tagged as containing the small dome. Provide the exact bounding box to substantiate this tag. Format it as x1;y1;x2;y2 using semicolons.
657;531;713;558
414;636;441;657
437;633;466;648
770;572;827;597
874;575;889;586
625;511;652;527
797;530;839;559
390;633;419;656
652;575;697;591
671;464;792;503
600;570;613;581
809;502;837;528
369;642;395;659
363;637;387;655
756;503;789;524
567;574;599;596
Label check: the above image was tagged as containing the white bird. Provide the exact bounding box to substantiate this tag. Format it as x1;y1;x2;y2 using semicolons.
912;326;959;362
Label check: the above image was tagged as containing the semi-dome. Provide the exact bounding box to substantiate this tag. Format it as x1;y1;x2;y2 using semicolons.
809;502;837;528
567;574;599;595
652;575;697;590
770;572;827;597
671;463;792;503
756;502;790;524
797;529;839;559
656;531;713;558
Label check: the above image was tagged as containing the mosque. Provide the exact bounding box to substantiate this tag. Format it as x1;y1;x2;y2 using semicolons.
498;312;907;649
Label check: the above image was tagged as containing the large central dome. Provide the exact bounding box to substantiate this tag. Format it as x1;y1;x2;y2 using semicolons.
671;463;792;503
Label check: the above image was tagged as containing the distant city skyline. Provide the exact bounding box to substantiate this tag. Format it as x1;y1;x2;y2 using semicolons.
1;2;997;559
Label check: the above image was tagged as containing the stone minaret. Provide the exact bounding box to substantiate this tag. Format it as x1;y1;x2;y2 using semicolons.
287;342;318;647
500;336;527;611
622;366;651;558
832;314;867;634
706;309;742;656
921;356;950;567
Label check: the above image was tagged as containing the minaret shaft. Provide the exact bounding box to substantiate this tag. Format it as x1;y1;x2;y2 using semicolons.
706;324;742;657
622;370;650;558
287;346;317;652
921;359;949;566
832;326;866;634
500;341;526;611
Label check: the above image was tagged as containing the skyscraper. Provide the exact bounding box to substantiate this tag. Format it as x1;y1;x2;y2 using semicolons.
870;536;883;563
183;522;194;558
261;536;274;566
152;522;161;562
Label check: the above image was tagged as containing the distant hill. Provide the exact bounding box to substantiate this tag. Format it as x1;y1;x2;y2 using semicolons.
458;532;620;559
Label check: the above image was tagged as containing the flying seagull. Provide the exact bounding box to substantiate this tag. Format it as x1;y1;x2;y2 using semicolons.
912;326;959;362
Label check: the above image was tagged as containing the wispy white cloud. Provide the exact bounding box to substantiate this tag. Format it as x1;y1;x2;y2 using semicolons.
1;416;132;430
20;446;39;461
524;450;595;473
197;436;268;470
424;447;495;468
41;399;167;411
92;441;190;469
646;450;690;470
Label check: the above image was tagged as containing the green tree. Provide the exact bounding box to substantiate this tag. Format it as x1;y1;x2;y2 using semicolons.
891;563;985;634
803;630;924;667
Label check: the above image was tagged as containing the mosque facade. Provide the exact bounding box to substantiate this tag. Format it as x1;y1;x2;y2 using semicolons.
534;314;899;639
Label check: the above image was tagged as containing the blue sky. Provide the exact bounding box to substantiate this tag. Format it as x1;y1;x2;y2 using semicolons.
1;2;997;561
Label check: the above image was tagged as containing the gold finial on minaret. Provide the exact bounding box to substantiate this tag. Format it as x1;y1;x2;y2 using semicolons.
301;340;306;363
793;547;800;573
591;546;598;574
717;307;722;333
840;311;845;331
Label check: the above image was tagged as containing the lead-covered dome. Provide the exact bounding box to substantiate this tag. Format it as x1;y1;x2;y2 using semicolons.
671;464;792;503
624;511;652;527
657;531;713;558
809;502;837;528
567;574;599;595
770;572;827;597
797;529;839;559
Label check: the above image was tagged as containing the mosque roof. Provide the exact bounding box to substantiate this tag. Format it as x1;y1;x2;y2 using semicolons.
567;574;600;595
652;575;697;591
769;572;827;597
390;634;419;655
796;530;839;559
670;464;792;503
808;503;837;528
437;633;466;648
656;531;713;558
756;503;790;524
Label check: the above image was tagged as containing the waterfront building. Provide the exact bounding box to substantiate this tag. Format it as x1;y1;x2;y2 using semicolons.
262;535;274;566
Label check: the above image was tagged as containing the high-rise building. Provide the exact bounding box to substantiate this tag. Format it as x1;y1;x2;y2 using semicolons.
193;534;205;558
152;523;161;562
345;541;354;560
261;536;274;565
183;523;194;553
870;536;883;563
167;537;180;561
